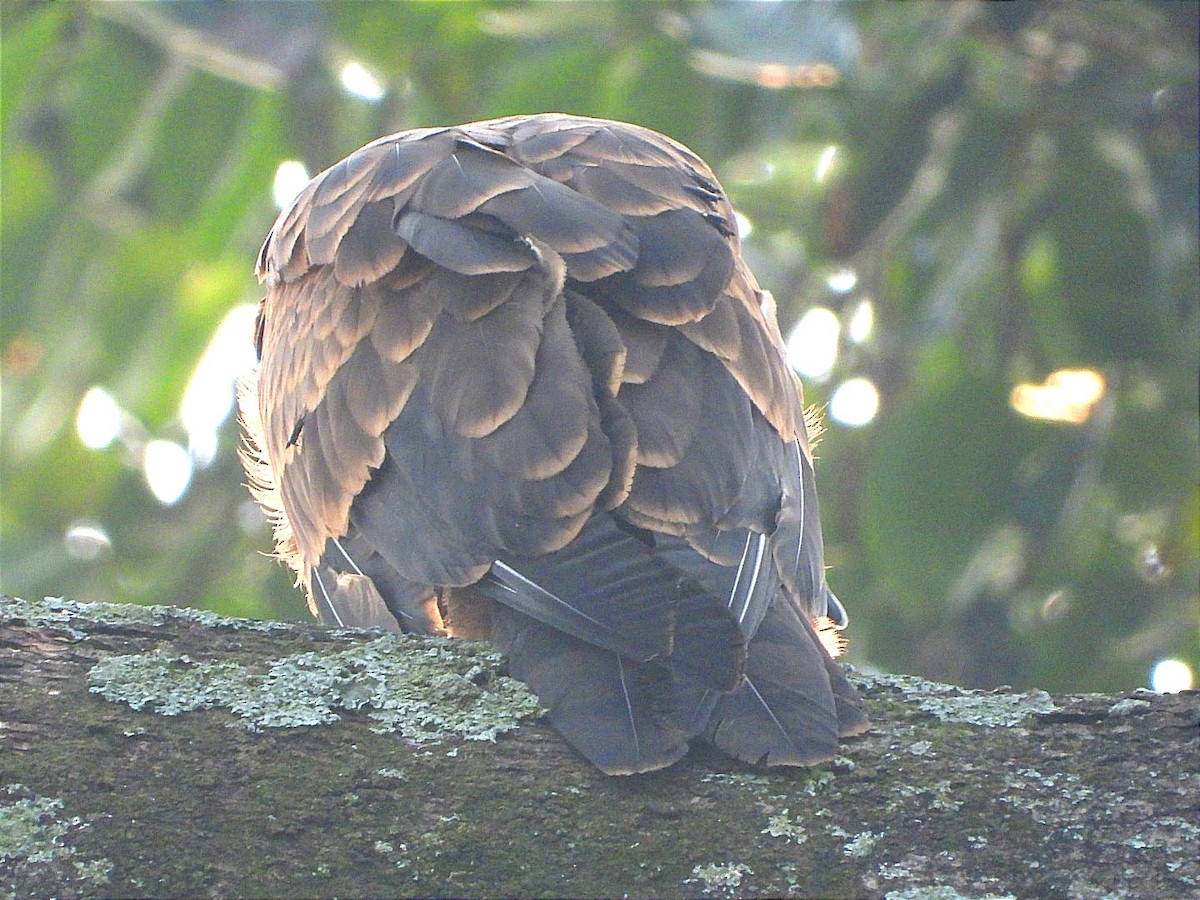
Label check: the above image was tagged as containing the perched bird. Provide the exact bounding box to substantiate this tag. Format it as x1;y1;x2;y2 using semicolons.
239;113;868;774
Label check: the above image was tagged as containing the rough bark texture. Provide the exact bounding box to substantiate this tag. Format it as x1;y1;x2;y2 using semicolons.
1;595;1196;900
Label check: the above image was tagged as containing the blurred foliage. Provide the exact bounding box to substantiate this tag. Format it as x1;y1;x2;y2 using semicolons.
2;1;1196;693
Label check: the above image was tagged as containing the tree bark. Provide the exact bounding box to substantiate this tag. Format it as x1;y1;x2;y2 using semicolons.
1;595;1196;899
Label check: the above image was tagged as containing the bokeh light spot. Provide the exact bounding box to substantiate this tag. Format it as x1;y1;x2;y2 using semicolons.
273;160;311;210
340;61;386;101
826;268;858;294
733;209;753;239
1010;369;1106;424
64;522;113;561
143;440;193;506
181;304;260;468
787;307;839;379
1150;658;1194;693
830;377;879;427
815;145;838;183
76;387;121;450
847;299;874;344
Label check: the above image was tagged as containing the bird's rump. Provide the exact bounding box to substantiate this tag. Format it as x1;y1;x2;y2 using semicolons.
240;113;867;774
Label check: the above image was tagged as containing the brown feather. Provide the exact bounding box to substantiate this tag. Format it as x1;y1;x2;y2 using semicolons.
239;113;866;776
333;200;408;287
422;259;560;440
369;273;443;364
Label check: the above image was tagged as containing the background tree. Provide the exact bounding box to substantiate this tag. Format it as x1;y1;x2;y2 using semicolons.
2;1;1196;694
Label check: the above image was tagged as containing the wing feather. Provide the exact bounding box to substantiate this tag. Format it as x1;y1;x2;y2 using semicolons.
392;209;538;275
333;200;408;287
369;270;443;363
589;209;734;325
422;274;547;439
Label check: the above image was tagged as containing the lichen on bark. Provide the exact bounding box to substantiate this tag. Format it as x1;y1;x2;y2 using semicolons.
87;633;541;741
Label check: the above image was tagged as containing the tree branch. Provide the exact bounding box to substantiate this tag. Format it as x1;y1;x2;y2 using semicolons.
2;596;1196;899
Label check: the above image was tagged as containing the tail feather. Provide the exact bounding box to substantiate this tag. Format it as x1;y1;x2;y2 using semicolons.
310;568;402;633
314;536;444;634
824;646;870;738
490;604;709;774
704;593;851;766
483;513;746;692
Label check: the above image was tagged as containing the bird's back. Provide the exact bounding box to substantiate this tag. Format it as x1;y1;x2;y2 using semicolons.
240;114;868;774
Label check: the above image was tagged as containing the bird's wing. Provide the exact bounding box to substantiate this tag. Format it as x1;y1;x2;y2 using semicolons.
251;126;633;575
487;116;835;620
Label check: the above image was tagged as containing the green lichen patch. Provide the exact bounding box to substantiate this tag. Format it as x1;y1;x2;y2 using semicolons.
0;784;112;897
913;689;1057;726
886;887;1018;900
1000;767;1094;810
1107;697;1153;716
842;829;883;857
87;634;542;744
887;779;963;814
2;594;295;637
0;786;71;865
1121;816;1200;852
861;673;1058;726
698;772;772;787
761;809;808;843
686;861;753;895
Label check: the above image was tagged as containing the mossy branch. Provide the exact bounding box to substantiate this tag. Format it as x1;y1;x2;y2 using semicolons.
2;596;1196;899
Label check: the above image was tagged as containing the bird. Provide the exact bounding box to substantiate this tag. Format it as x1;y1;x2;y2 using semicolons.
238;113;869;775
